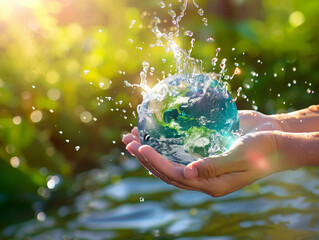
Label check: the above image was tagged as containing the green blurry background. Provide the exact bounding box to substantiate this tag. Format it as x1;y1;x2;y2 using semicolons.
0;0;318;228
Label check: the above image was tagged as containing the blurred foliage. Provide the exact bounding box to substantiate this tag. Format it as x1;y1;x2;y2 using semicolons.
0;0;318;227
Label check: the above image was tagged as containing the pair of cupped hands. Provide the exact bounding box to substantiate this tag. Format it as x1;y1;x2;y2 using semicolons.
122;110;286;197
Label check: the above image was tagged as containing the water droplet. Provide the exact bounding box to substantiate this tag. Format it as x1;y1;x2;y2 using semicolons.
292;67;297;72
144;134;150;142
139;197;145;202
75;146;80;151
206;37;214;43
37;212;46;222
168;9;176;18
202;18;208;26
293;80;297;84
184;30;193;37
307;88;311;94
273;73;277;77
124;80;132;87
128;39;133;43
99;82;104;88
162;58;166;63
158;0;165;8
309;105;319;112
65;139;70;143
198;8;204;16
112;141;116;144
237;87;242;96
252;105;258;111
287;83;291;87
232;47;235;51
234;67;241;75
83;70;89;75
154;17;160;24
277;94;281;97
244;84;250;89
129;20;136;29
99;29;102;33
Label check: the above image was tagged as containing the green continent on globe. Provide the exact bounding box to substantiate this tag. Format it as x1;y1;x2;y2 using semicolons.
137;73;239;165
184;126;216;158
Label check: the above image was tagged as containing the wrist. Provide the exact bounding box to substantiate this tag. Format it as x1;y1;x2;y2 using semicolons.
274;131;319;170
272;131;300;171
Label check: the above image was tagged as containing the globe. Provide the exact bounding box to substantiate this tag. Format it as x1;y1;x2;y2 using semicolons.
137;74;239;165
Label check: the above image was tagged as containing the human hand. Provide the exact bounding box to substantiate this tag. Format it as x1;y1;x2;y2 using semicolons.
238;110;283;134
122;110;285;197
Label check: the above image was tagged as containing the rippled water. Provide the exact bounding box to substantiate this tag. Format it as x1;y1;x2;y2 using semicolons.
3;157;319;240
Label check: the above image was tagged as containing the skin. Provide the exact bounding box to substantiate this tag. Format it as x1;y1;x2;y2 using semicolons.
122;106;319;197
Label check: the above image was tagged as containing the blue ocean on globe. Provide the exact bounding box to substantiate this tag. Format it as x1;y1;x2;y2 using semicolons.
137;74;239;165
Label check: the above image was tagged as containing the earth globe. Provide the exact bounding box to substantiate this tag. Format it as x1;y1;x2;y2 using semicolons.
137;74;239;165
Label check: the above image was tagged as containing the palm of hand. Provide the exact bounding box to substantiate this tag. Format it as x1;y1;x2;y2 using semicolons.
123;110;283;197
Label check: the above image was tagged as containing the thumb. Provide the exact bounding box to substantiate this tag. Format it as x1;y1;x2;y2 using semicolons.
184;155;247;179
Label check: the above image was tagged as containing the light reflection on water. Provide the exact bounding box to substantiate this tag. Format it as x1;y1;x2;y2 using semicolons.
2;158;319;240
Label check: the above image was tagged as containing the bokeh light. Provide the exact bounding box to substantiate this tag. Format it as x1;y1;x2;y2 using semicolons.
30;110;43;123
10;157;20;168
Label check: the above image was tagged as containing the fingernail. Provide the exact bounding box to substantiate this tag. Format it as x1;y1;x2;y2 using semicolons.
126;145;135;156
138;146;149;162
184;165;198;179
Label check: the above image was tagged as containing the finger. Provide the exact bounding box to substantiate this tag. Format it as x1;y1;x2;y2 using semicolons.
131;127;139;138
138;145;202;188
122;133;140;145
126;142;196;191
184;154;248;179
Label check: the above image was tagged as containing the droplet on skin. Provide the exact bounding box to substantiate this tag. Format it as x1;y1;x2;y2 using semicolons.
313;133;319;138
308;105;319;112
